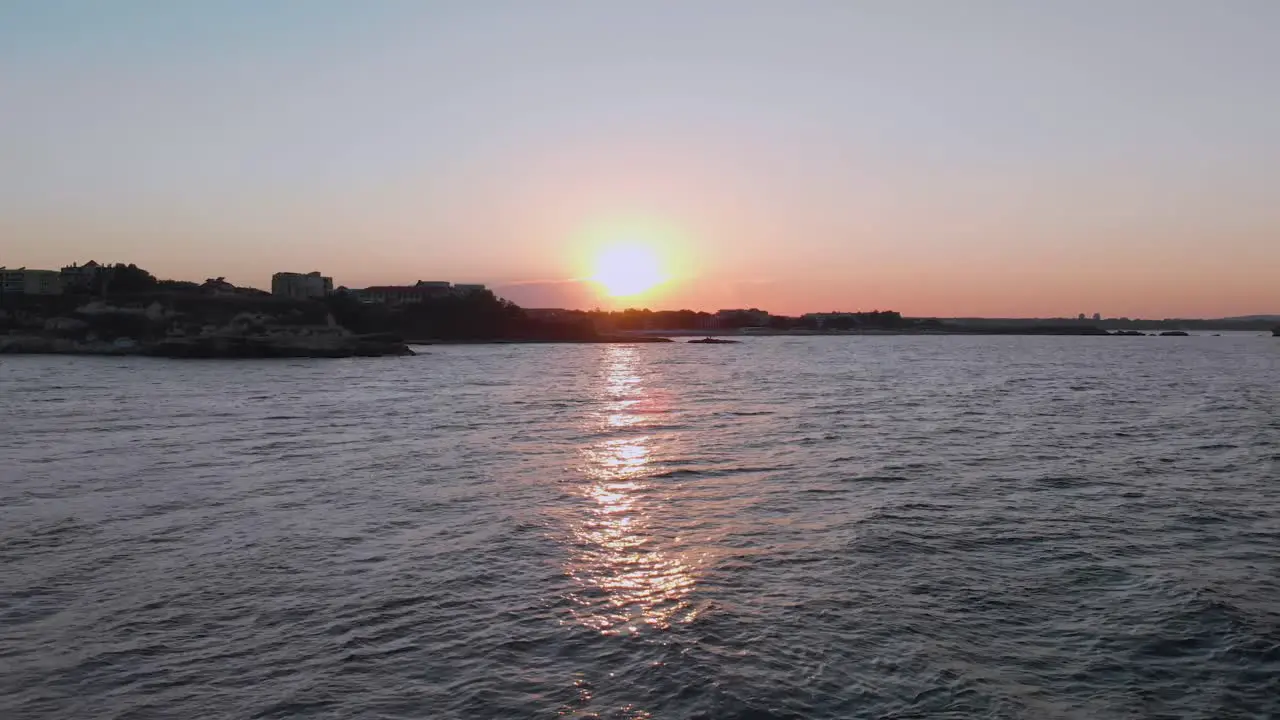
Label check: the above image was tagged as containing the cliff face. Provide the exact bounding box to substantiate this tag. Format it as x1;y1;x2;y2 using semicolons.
0;294;412;358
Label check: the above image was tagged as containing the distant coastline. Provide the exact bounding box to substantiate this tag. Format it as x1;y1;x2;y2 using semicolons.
2;262;1276;357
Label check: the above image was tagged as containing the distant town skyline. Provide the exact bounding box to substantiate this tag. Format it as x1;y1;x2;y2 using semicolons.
3;1;1278;318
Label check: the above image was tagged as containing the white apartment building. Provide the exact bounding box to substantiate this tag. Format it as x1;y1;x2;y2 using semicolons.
0;268;63;295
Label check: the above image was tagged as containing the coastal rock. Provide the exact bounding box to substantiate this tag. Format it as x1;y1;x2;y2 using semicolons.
75;300;147;316
44;317;90;333
3;294;414;358
1159;331;1190;337
145;301;171;321
0;335;134;355
0;336;52;354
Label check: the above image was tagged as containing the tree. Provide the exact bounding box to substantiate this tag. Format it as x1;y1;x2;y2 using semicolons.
106;264;158;295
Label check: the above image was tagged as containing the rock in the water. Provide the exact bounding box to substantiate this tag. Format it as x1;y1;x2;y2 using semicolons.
1159;331;1190;337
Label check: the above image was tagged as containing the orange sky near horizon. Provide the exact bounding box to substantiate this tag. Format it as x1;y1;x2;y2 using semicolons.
3;2;1278;319
4;186;1277;319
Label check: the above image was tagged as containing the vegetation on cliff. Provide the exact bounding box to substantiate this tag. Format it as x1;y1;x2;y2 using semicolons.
322;288;647;342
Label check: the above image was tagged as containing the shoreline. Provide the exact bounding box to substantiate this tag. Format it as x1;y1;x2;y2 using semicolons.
2;329;1263;357
0;334;416;358
405;336;674;345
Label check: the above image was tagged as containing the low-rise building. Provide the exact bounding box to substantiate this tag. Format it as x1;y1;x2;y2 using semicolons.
452;283;487;296
272;271;333;299
60;260;105;293
802;312;857;329
715;308;771;327
0;267;63;295
356;280;456;305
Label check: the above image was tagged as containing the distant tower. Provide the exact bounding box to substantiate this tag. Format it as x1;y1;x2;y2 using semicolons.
1093;313;1102;322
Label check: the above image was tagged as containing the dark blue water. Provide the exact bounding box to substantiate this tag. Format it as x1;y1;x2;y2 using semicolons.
2;336;1278;719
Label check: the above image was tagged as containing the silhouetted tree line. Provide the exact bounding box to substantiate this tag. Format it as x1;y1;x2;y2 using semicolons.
58;263;206;297
794;310;906;330
106;264;159;294
33;262;1272;341
325;289;599;341
599;308;716;331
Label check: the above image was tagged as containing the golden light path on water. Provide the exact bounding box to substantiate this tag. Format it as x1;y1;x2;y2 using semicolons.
565;344;699;637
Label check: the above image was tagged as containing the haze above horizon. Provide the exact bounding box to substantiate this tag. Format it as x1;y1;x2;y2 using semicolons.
2;1;1278;318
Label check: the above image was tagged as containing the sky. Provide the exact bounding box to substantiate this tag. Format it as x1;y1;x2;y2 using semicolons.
2;0;1277;318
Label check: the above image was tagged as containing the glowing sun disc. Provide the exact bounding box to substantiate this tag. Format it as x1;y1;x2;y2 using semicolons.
591;245;665;297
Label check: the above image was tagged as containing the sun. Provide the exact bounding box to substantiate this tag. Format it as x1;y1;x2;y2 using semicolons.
590;244;666;297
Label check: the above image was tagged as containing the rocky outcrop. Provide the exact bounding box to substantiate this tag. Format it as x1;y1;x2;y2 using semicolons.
44;317;90;333
0;330;412;358
1159;331;1190;337
0;336;138;355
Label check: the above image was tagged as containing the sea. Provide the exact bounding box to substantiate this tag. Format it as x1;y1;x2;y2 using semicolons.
2;335;1278;720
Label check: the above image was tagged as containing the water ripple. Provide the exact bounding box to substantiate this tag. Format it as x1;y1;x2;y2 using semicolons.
1;336;1278;718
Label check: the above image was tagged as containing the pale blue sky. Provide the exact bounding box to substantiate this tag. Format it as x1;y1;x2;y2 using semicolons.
2;0;1277;315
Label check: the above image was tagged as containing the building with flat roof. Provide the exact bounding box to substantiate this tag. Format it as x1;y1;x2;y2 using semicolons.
272;271;333;299
0;267;62;295
357;283;448;305
715;308;771;328
354;280;483;304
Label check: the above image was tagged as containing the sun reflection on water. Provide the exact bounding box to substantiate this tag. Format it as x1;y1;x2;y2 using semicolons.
565;345;698;636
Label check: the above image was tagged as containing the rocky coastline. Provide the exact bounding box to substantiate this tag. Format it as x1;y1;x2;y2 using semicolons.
0;296;414;359
0;334;414;358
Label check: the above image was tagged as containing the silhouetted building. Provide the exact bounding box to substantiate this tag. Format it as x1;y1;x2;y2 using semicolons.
802;312;860;330
60;260;105;293
353;280;487;304
716;308;771;328
414;280;452;291
0;267;62;295
1093;313;1102;322
272;271;333;299
357;281;453;305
